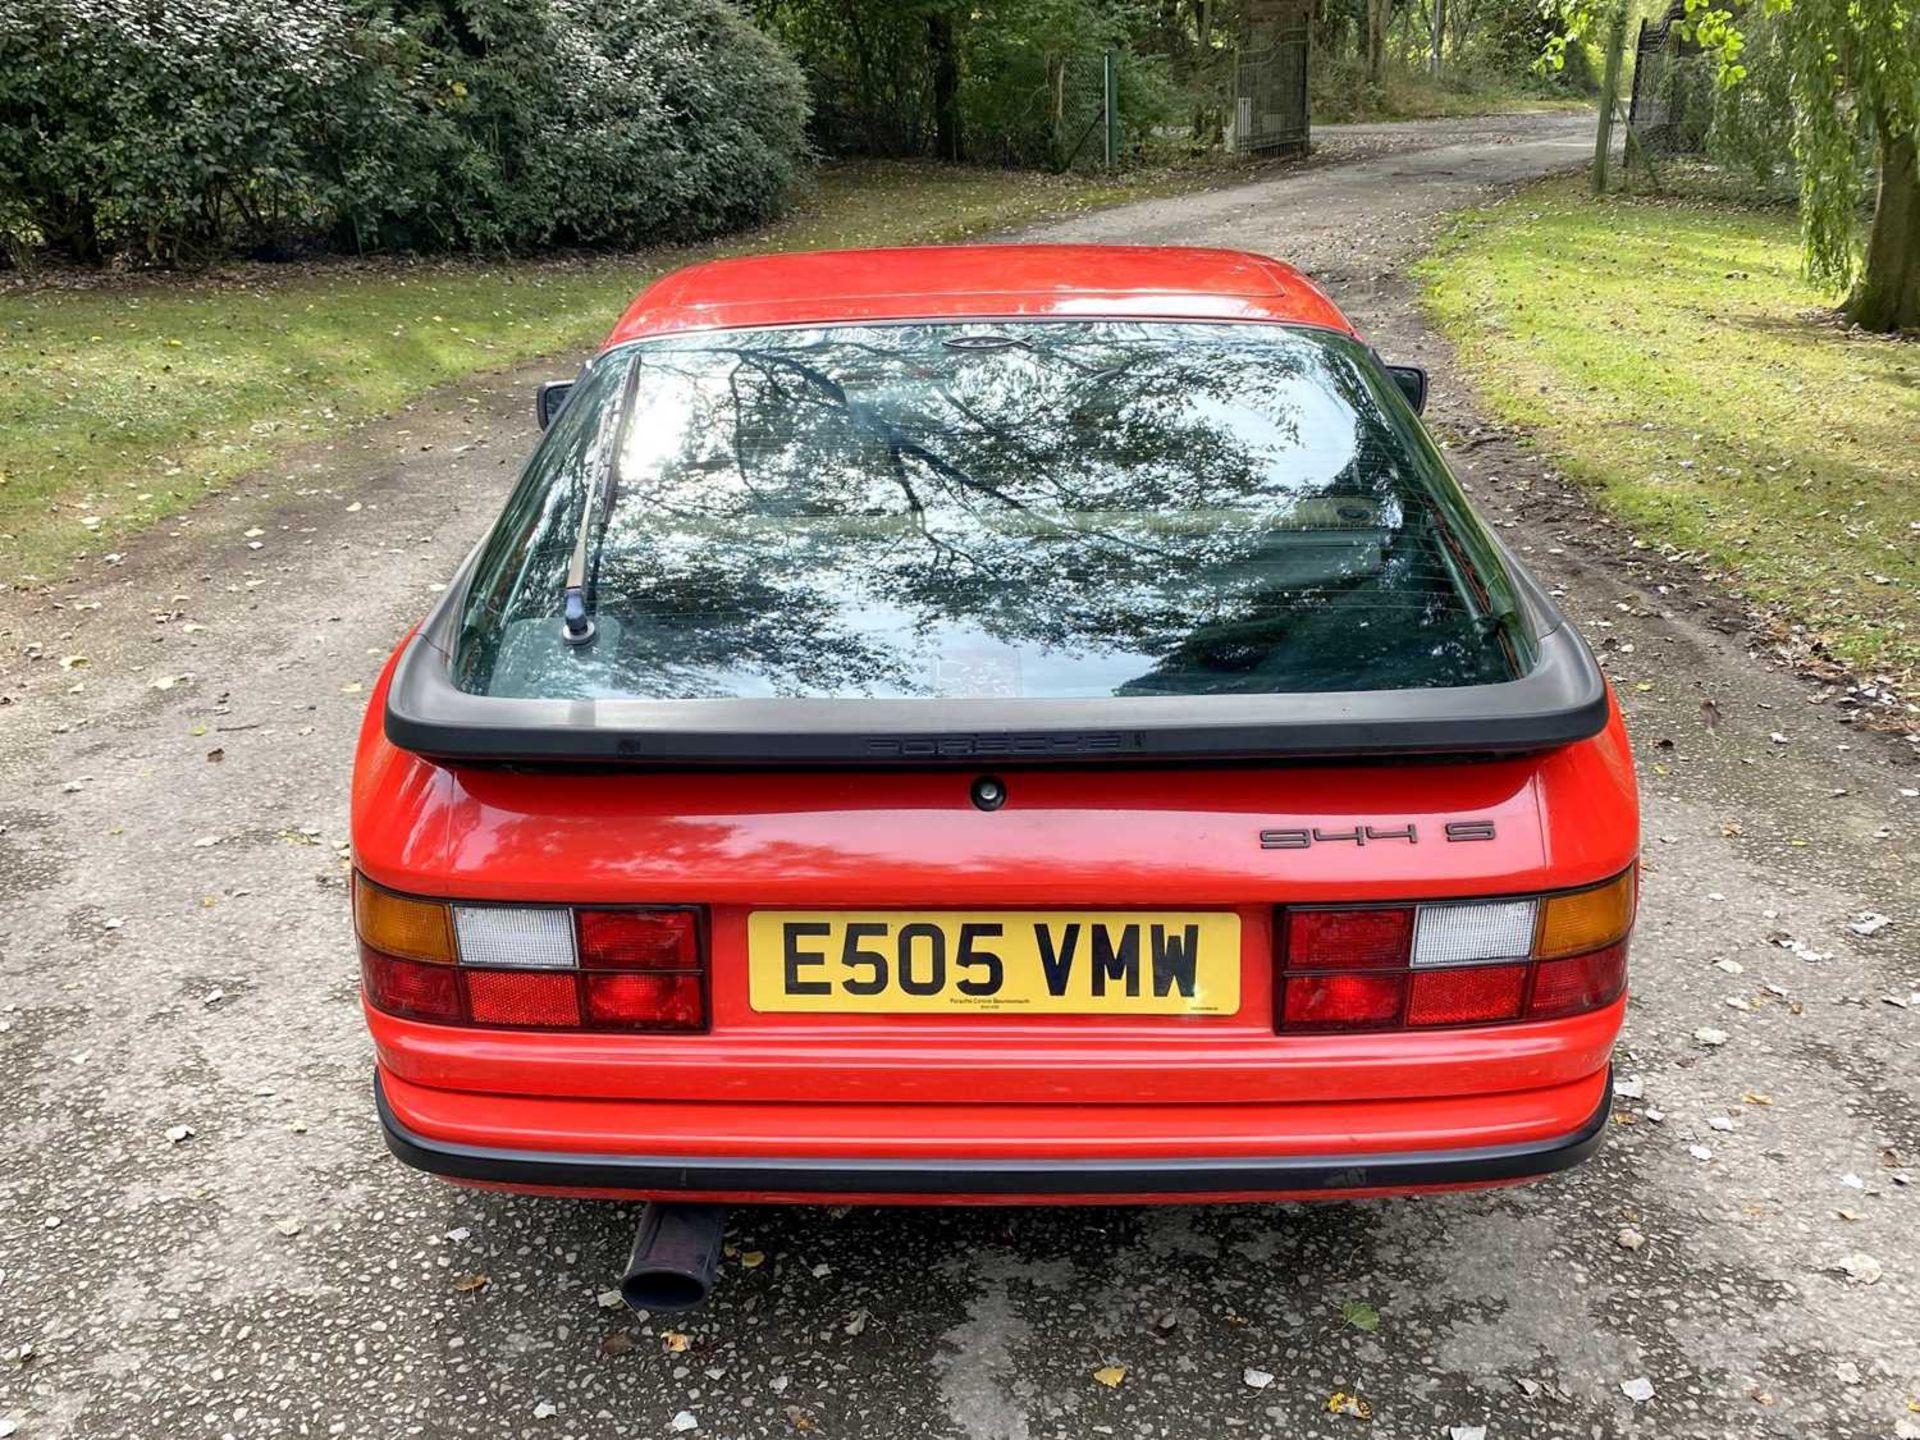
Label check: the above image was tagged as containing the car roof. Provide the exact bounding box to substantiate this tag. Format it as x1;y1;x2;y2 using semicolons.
601;244;1357;348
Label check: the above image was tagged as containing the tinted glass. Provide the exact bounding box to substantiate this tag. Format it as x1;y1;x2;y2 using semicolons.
456;321;1525;701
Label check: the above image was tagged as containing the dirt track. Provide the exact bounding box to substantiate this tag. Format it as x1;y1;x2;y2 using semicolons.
3;111;1916;1440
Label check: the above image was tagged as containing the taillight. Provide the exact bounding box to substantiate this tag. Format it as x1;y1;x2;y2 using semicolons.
1278;867;1634;1032
352;874;707;1031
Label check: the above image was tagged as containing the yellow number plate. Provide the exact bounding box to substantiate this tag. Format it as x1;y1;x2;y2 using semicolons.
747;911;1241;1015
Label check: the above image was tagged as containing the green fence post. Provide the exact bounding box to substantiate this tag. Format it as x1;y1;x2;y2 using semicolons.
1104;50;1120;169
1593;7;1628;194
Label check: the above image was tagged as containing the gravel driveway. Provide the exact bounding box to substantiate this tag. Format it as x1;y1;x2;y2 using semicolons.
3;111;1915;1440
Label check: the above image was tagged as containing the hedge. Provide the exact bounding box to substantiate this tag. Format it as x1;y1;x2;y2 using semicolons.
0;0;811;266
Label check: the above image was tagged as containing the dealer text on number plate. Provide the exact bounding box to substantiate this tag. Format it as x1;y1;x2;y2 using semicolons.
747;911;1241;1015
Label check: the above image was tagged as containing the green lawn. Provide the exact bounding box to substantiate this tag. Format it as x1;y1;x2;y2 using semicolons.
0;160;1202;583
1420;175;1919;684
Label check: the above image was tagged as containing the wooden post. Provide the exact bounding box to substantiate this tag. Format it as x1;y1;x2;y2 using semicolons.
1592;6;1628;195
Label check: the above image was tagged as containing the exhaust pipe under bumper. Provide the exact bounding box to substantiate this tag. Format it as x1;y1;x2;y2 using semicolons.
620;1202;727;1313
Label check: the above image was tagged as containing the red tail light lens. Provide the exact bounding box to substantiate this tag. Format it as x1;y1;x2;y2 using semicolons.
464;969;582;1027
1406;962;1528;1027
360;946;460;1023
584;972;705;1031
1282;972;1406;1030
578;909;700;969
1527;941;1628;1019
1278;868;1634;1033
354;878;707;1032
1285;907;1412;968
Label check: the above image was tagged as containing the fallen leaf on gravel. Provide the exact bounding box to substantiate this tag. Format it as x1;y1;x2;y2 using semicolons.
1621;1376;1655;1403
205;747;223;763
1244;1369;1274;1390
1325;1392;1371;1419
341;681;362;694
451;1273;490;1293
1832;1252;1882;1285
1092;1365;1127;1388
244;527;264;539
1848;913;1891;937
1340;1300;1380;1332
597;1331;634;1357
661;1331;690;1353
843;1309;869;1336
1835;1209;1861;1222
58;654;88;669
740;1250;765;1269
1617;1226;1645;1250
1693;1027;1728;1047
1742;1092;1772;1105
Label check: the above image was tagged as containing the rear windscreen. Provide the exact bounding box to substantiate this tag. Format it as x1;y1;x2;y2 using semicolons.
456;320;1528;701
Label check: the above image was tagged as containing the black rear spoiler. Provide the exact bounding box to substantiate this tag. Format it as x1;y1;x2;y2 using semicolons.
386;546;1609;768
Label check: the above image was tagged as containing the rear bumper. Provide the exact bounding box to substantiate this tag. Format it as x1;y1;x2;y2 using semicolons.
374;1066;1612;1204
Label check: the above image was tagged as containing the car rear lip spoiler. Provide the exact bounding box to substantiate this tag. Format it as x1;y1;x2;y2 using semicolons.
374;1069;1612;1196
386;546;1610;768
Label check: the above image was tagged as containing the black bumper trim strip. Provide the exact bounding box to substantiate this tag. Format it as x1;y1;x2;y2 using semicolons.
373;1071;1612;1197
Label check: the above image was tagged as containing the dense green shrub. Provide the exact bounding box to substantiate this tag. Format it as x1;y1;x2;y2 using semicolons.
0;0;810;265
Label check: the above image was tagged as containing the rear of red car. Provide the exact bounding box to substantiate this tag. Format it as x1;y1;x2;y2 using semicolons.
352;246;1637;1213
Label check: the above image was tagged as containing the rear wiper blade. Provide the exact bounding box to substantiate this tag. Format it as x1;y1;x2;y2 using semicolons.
560;359;643;646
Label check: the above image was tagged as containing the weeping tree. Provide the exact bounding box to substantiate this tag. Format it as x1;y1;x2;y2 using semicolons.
1554;0;1918;332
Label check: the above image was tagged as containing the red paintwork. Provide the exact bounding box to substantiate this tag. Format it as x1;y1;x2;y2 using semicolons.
353;247;1639;1205
602;245;1357;347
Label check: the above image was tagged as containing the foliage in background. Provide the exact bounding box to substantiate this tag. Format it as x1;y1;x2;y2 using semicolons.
1553;0;1919;332
0;0;810;267
0;160;1215;580
1422;175;1918;683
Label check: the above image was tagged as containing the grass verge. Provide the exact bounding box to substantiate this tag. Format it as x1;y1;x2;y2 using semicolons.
0;159;1222;583
1419;174;1918;686
1311;63;1591;124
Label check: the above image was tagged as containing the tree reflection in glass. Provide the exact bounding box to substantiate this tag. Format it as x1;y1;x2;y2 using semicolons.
459;321;1520;701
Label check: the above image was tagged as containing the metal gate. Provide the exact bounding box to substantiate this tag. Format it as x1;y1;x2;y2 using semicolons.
1232;18;1310;156
1627;5;1715;156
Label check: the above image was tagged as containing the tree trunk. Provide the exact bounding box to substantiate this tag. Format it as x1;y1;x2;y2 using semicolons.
1844;125;1920;333
1365;0;1387;86
928;10;963;163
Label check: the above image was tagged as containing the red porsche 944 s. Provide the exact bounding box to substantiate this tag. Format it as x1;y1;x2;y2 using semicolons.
352;245;1637;1310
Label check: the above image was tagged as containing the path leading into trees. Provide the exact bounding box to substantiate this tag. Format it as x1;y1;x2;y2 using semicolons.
3;110;1914;1440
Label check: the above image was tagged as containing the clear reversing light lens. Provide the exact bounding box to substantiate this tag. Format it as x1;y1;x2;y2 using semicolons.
1412;900;1537;967
452;906;577;969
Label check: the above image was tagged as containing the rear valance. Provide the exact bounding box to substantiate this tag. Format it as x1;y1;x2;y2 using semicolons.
384;554;1610;768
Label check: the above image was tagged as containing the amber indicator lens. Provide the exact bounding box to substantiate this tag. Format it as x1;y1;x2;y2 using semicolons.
1535;871;1636;959
354;878;454;964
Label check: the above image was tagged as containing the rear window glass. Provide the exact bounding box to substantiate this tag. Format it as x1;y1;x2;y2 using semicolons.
455;321;1528;701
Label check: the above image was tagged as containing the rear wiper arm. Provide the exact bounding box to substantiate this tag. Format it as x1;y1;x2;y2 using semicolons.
561;359;643;646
